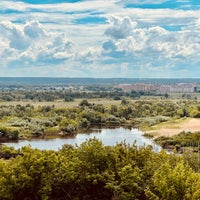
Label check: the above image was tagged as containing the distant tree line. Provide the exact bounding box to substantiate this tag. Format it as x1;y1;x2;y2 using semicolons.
0;89;167;102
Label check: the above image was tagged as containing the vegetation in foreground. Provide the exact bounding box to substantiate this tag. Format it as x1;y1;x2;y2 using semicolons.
155;131;200;152
1;139;200;200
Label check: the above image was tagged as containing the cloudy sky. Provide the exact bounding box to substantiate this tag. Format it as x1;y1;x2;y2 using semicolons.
0;0;200;78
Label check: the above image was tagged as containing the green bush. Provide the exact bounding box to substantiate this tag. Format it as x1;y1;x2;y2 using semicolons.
0;126;19;140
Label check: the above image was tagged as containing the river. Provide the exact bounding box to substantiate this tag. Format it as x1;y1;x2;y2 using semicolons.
3;127;161;151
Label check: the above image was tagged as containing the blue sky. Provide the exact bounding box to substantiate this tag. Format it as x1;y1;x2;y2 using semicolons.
0;0;200;78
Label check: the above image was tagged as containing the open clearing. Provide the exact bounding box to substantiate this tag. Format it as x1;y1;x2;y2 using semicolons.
0;98;121;108
146;118;200;138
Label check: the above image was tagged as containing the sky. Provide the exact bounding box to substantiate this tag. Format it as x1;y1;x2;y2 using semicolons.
0;0;200;78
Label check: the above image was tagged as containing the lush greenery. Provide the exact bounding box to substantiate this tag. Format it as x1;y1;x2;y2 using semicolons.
0;99;199;199
0;99;199;140
0;88;168;102
0;139;200;200
155;131;200;151
0;80;200;199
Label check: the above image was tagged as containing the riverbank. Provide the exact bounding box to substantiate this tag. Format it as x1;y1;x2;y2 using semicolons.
2;127;161;151
145;118;200;138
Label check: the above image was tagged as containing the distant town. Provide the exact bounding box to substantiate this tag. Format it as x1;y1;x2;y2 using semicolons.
114;83;200;93
0;78;200;94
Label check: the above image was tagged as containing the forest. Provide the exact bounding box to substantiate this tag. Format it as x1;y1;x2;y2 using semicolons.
1;138;200;200
0;98;199;141
0;88;165;102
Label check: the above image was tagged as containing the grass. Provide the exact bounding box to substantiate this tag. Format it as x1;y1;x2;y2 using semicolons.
0;98;122;108
148;117;187;130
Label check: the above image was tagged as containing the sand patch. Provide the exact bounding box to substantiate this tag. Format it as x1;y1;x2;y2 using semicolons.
146;118;200;138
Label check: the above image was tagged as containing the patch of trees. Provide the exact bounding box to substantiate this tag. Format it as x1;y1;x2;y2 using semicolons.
0;89;167;102
0;139;200;199
0;126;19;141
0;99;199;140
155;131;200;151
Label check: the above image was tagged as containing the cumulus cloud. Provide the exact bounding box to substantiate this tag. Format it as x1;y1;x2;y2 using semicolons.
102;16;200;69
1;0;200;77
0;22;29;50
105;16;137;39
56;14;200;77
0;20;74;67
24;21;46;38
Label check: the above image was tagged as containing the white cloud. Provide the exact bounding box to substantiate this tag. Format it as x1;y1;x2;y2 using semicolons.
102;16;200;63
0;21;29;50
117;0;168;5
0;0;200;77
80;15;199;78
0;0;27;12
0;20;74;67
24;20;46;38
105;16;137;39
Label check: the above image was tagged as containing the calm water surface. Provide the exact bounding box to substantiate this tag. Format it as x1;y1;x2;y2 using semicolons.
3;127;161;151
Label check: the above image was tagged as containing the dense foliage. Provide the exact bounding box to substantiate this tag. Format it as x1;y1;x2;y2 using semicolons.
0;139;200;200
0;88;168;102
155;131;200;151
0;83;200;199
0;99;199;140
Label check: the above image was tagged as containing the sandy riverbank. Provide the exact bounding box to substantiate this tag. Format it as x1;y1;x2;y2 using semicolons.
146;118;200;138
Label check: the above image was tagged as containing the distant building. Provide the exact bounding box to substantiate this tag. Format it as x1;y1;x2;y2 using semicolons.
114;83;197;93
114;83;157;92
194;86;200;92
157;83;195;93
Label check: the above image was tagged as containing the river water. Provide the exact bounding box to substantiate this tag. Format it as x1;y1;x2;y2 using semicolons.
3;127;161;152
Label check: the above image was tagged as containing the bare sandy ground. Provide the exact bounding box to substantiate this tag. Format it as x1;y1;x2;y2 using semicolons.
146;118;200;138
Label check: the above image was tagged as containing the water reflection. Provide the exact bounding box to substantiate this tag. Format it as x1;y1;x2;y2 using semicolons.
3;127;161;151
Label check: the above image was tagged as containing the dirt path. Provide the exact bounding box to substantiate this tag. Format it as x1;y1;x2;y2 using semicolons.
146;118;200;138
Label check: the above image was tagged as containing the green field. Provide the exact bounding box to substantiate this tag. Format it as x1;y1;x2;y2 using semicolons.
0;98;122;108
